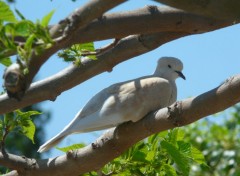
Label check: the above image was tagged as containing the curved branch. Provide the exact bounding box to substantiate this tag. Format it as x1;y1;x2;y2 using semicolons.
154;0;240;20
1;74;240;176
72;6;233;43
50;0;126;39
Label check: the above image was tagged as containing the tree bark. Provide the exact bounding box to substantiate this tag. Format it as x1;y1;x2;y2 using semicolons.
155;0;240;20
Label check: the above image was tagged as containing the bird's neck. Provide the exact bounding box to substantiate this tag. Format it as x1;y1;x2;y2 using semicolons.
153;69;175;81
153;67;163;76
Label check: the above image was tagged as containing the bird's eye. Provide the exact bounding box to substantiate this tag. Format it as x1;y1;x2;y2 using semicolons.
168;65;172;68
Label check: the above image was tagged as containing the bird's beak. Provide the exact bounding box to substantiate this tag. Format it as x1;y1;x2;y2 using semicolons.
175;71;186;80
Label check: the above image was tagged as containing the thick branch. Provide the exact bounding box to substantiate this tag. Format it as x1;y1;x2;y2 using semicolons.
50;0;126;39
1;75;240;176
72;6;234;43
155;0;240;20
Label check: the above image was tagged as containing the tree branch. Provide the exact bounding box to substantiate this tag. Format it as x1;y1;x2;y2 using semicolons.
72;6;234;43
1;74;240;176
0;32;186;114
51;0;126;40
3;0;125;99
154;0;240;21
0;6;236;113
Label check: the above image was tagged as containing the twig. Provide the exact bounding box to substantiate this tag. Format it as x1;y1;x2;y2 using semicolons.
81;38;120;57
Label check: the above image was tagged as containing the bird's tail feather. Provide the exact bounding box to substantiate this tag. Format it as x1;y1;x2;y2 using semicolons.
37;134;66;153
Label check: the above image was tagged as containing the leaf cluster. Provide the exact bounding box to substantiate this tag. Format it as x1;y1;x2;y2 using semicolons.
183;105;240;176
0;110;41;147
58;42;96;66
99;129;205;176
0;0;54;67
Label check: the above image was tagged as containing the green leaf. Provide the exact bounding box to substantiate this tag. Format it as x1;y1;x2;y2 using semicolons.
0;57;12;66
58;42;96;63
157;130;169;139
16;110;41;118
15;20;35;37
177;141;191;156
78;42;95;52
24;34;36;53
132;150;147;162
15;110;41;144
0;1;17;22
161;140;190;175
177;140;206;165
0;48;15;59
190;146;206;164
167;128;185;146
34;23;53;44
14;8;25;20
162;164;177;176
22;119;35;143
41;10;55;27
0;23;16;49
4;112;14;126
79;42;96;60
145;151;155;161
56;143;85;152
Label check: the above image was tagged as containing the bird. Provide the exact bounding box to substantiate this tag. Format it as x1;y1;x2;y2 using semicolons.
38;57;185;153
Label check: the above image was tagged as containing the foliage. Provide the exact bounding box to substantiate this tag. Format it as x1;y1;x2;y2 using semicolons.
0;1;54;67
58;42;96;66
0;0;96;68
56;143;85;152
0;0;17;23
0;105;51;174
98;129;205;176
184;106;240;176
0;109;41;145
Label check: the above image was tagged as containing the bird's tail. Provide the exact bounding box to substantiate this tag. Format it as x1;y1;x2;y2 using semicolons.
38;110;83;153
37;133;66;153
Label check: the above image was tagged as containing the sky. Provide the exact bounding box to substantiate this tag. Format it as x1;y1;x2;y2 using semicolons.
0;0;240;158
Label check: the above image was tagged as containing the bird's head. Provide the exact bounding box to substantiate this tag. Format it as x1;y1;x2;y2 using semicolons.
154;57;185;81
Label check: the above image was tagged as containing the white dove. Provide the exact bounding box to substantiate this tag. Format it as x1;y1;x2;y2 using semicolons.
38;57;185;153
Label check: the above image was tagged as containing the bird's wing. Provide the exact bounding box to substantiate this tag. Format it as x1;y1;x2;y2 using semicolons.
99;76;173;122
69;76;173;131
78;82;123;118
